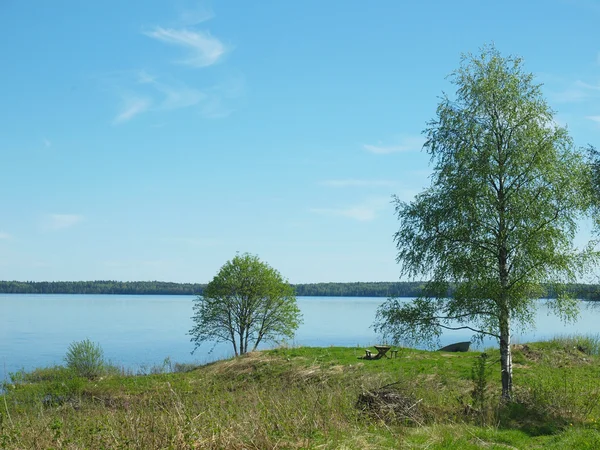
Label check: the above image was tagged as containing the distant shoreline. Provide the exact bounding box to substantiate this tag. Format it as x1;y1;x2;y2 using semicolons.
0;280;424;297
0;280;599;299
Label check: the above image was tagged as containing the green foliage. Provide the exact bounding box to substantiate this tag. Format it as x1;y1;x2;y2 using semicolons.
190;253;302;356
374;44;597;399
470;352;490;419
64;339;105;379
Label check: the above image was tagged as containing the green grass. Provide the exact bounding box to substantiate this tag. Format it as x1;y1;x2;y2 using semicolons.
2;338;600;448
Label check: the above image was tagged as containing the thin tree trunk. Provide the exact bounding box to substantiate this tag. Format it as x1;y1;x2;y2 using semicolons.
499;309;512;400
496;159;512;400
227;308;238;356
252;333;262;352
244;328;250;354
239;327;245;355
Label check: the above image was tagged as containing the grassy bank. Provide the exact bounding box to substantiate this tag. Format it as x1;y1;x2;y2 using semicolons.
2;337;600;449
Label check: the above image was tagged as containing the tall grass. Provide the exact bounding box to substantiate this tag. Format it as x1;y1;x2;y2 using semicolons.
547;334;600;356
2;340;600;448
1;363;389;448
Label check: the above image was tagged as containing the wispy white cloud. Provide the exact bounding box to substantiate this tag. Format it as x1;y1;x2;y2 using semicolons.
587;116;600;124
319;179;397;188
135;72;207;111
157;83;206;110
144;27;228;67
44;214;84;231
310;198;389;222
156;74;244;118
113;96;152;124
111;73;242;124
0;232;12;240
107;10;238;124
363;136;425;154
43;138;51;148
552;88;589;103
550;80;600;103
575;80;600;91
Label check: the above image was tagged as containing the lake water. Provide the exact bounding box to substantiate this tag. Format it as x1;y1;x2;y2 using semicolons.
1;294;599;380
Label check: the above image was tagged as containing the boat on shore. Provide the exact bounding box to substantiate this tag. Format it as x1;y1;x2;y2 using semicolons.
438;341;471;352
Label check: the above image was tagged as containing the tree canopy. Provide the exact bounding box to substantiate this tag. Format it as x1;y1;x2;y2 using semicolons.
374;45;596;399
189;253;302;356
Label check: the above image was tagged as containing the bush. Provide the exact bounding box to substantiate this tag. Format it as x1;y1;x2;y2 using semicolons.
64;339;105;379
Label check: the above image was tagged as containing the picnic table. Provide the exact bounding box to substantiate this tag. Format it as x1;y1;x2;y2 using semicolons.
363;345;398;360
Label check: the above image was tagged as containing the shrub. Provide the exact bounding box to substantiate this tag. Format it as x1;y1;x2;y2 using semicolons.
470;352;493;425
64;339;105;379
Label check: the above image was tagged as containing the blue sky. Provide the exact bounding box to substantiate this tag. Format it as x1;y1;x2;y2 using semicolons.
1;0;599;283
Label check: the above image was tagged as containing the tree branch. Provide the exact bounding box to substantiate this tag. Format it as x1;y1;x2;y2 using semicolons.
438;323;500;339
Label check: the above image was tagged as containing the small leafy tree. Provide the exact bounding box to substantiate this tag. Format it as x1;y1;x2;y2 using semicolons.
64;339;105;379
471;352;490;423
190;253;302;356
374;45;596;400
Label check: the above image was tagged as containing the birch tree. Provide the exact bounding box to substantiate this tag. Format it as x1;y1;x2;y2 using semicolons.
374;46;595;400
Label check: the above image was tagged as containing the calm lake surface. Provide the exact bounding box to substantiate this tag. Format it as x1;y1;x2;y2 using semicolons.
1;294;599;380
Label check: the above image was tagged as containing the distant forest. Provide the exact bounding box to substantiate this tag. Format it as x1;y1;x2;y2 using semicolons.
0;280;599;300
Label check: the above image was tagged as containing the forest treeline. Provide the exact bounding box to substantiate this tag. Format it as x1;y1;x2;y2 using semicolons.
0;281;201;295
0;280;421;296
1;280;599;299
